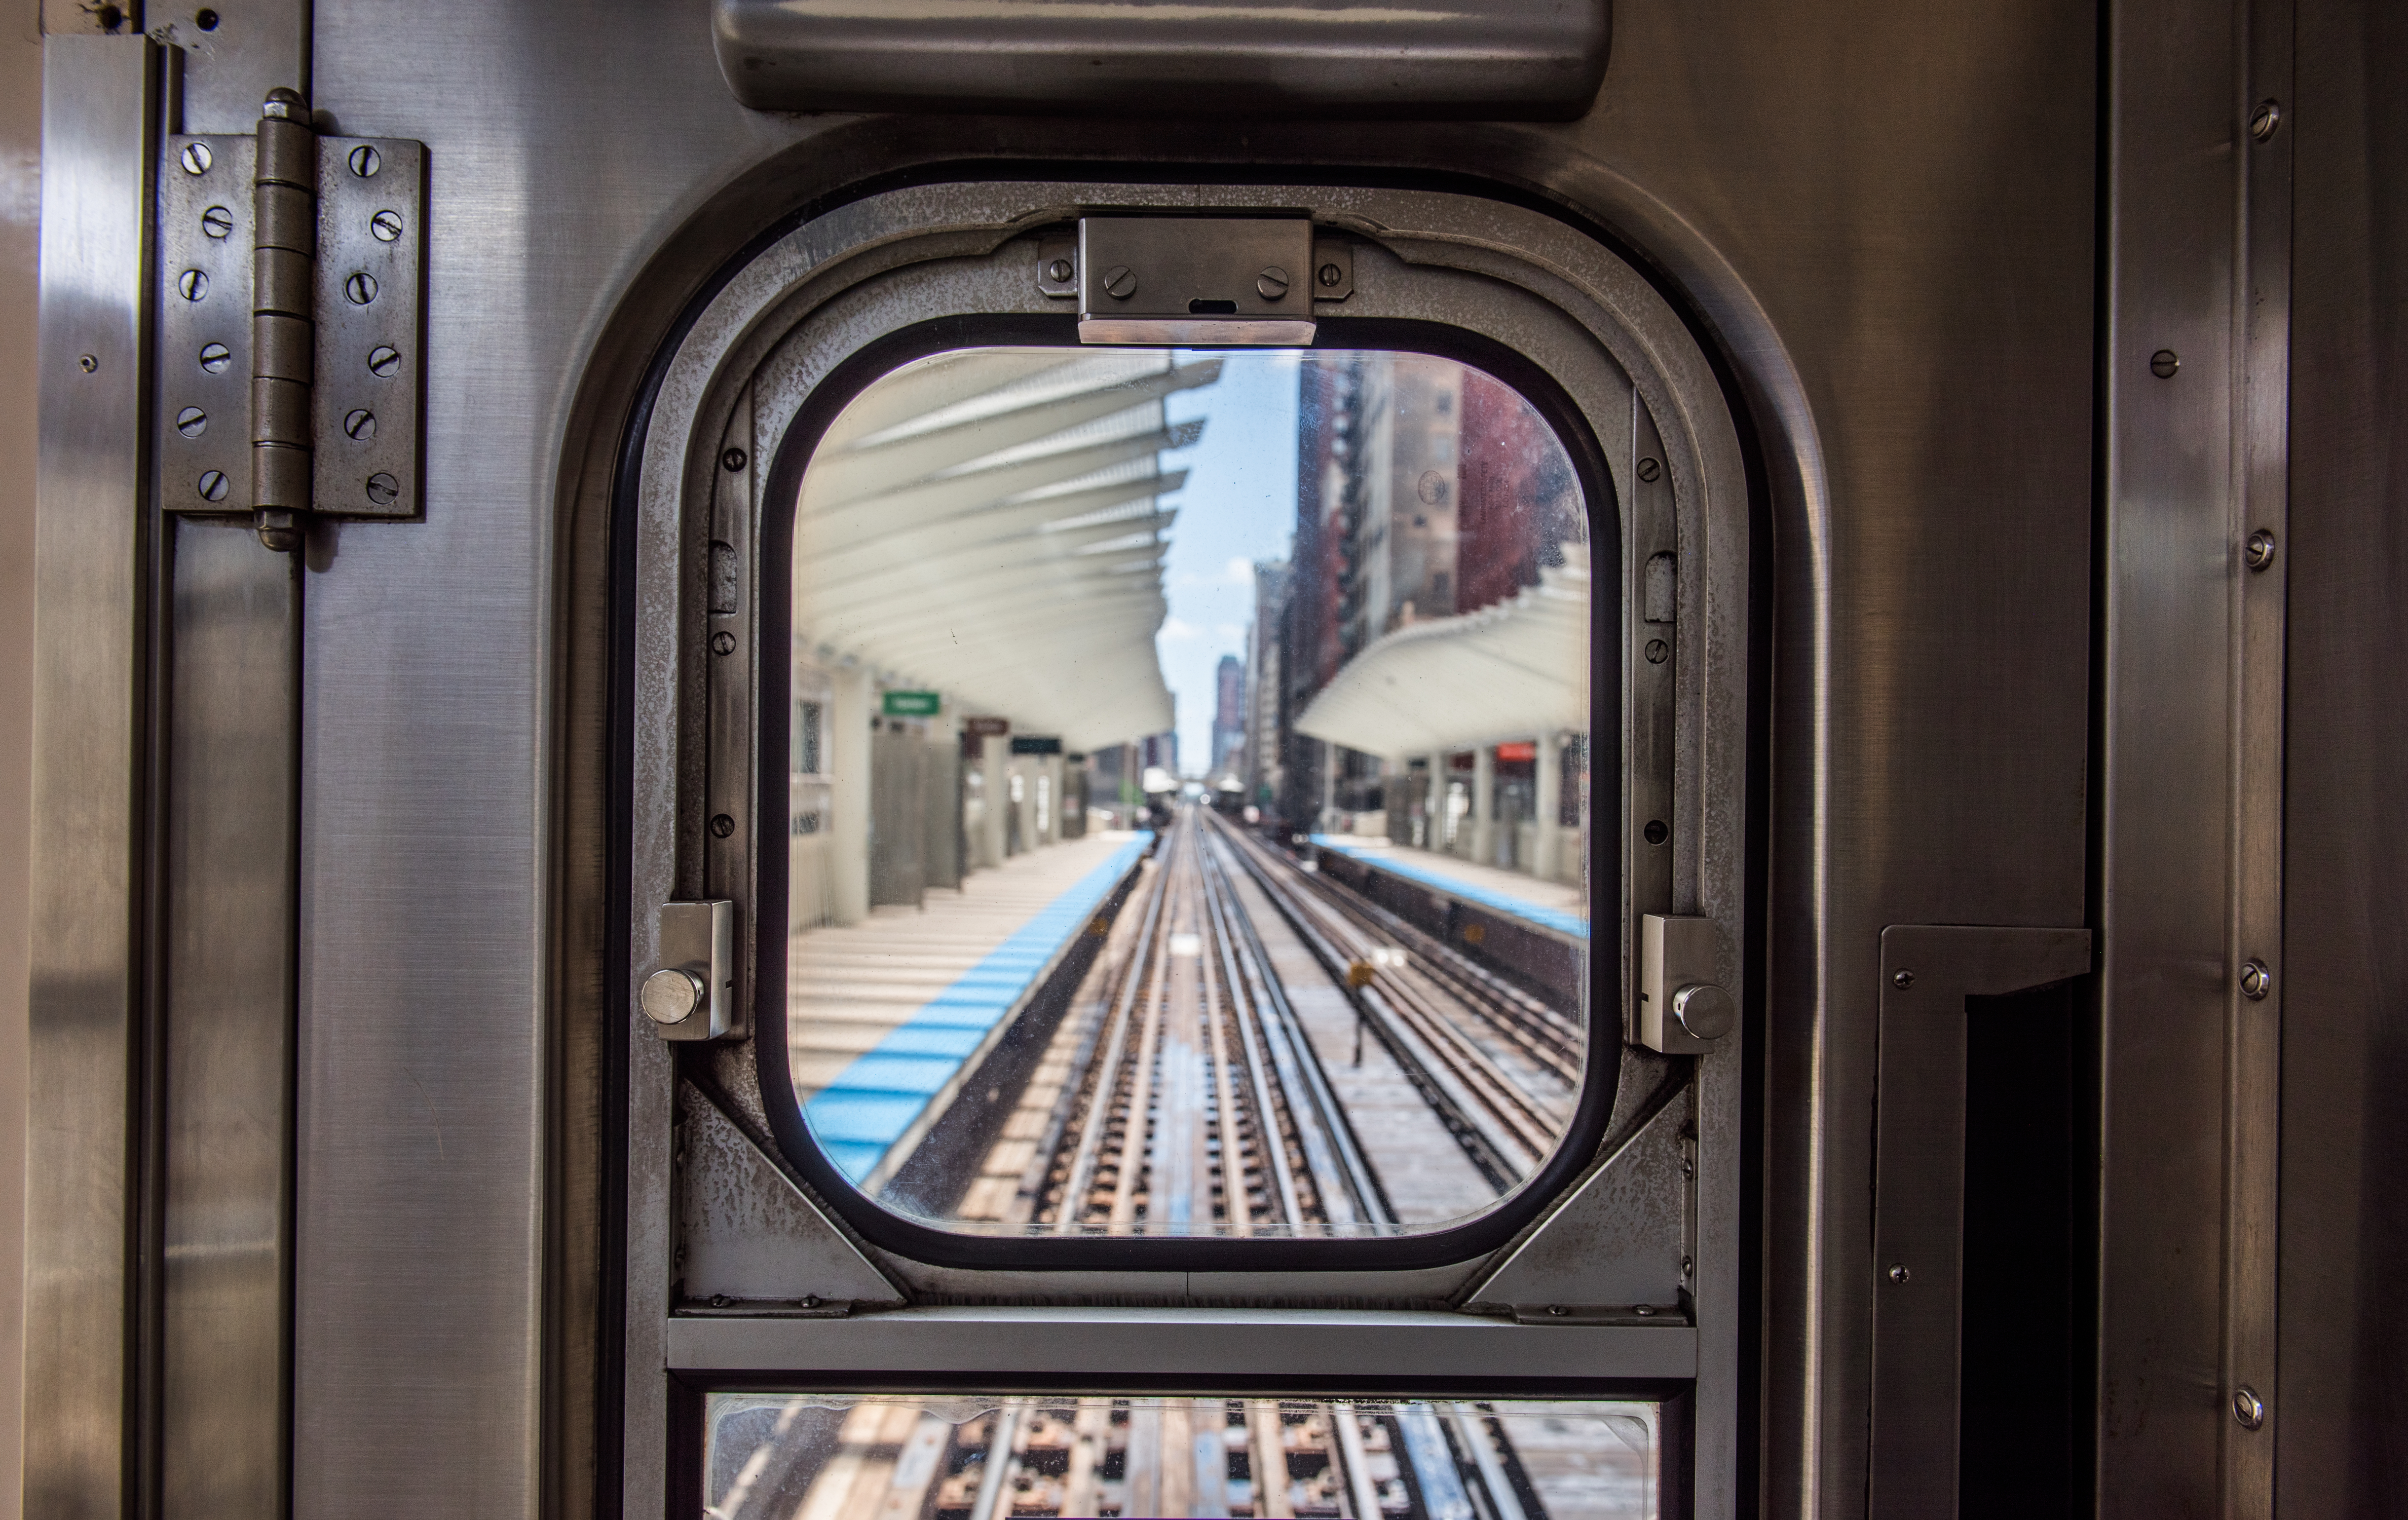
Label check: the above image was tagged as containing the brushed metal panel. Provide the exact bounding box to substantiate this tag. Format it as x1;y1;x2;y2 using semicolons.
710;0;1611;120
159;520;297;1520
27;35;155;1520
150;1;311;138
667;1308;1698;1382
2275;0;2408;1510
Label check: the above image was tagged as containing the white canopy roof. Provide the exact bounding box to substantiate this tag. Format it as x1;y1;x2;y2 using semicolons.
1293;546;1592;759
794;349;1219;751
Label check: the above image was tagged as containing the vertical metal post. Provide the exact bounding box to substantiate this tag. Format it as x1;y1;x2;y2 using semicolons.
27;32;157;1520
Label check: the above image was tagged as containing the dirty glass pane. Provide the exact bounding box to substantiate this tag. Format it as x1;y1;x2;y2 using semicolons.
787;348;1594;1238
704;1394;1659;1520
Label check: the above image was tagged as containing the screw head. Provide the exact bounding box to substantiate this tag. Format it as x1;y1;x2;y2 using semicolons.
1645;638;1670;665
1637;457;1663;483
2233;1386;2266;1429
1634;1304;1657;1317
199;341;233;373
2244;528;2277;572
709;813;736;839
1257;265;1291;300
710;630;737;656
177;268;209;301
2151;349;2181;378
344;408;377;440
1546;1305;1568;1317
370;208;404;242
721;447;748;473
197;470;230;503
1889;1263;1911;1284
1643;820;1669;845
367;345;402;378
640;967;705;1025
78;354;97;373
1101;264;1137;299
364;471;400;507
175;406;208;438
1894;969;1915;989
348;143;381;178
1045;257;1075;283
178;140;214;176
2240;958;2273;1001
344;271;379;306
201;205;234;239
2249;100;2282;142
1318;261;1343;288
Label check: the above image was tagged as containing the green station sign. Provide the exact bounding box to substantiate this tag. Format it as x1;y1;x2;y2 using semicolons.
881;690;941;717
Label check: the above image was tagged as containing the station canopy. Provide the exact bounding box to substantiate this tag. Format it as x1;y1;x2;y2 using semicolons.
793;350;1220;751
1294;545;1592;759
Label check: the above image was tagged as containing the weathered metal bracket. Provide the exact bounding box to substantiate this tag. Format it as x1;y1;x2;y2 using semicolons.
1459;1084;1694;1322
156;94;425;543
676;1080;905;1313
1867;923;2093;1520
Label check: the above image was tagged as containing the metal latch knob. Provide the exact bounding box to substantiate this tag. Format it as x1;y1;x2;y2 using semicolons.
1670;982;1736;1041
640;967;706;1026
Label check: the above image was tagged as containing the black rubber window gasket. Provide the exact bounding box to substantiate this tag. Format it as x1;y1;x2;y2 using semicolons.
750;309;1624;1273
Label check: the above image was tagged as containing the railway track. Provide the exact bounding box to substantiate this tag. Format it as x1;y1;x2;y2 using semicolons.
959;805;1582;1234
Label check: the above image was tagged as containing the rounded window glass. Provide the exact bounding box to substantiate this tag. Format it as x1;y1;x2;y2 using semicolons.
779;346;1597;1241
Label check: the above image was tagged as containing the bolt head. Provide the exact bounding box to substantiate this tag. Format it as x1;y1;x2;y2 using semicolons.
2240;958;2273;1000
2151;348;2181;378
2233;1386;2266;1429
641;967;704;1025
2245;528;2277;571
1101;264;1137;299
1893;969;1915;989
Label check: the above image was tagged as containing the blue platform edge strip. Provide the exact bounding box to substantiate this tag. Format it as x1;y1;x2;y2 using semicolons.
1310;834;1591;941
804;832;1153;1183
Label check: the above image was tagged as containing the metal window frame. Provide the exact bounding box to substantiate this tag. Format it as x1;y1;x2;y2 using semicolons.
614;179;1751;1517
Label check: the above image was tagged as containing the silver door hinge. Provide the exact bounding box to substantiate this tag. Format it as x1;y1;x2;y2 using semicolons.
157;89;426;551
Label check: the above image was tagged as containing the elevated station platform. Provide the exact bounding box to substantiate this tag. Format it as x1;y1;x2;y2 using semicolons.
1308;834;1589;941
793;831;1153;1185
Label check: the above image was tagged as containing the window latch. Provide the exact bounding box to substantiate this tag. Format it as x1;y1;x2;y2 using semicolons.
1054;216;1349;347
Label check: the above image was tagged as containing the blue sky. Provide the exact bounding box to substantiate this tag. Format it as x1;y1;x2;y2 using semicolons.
1157;351;1302;775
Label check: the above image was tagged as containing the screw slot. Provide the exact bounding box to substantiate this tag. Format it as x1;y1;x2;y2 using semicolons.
370;208;404;243
348;144;381;178
177;269;209;301
1045;257;1074;283
179;141;213;176
1318;261;1343;287
1644;639;1670;665
367;345;402;378
2240;958;2273;1001
197;470;229;502
2232;1386;2266;1429
1889;1264;1911;1284
2151;349;2180;378
710;631;737;656
344;408;377;441
1256;265;1291;300
201;205;234;239
175;406;207;438
709;813;737;839
199;341;233;373
364;472;400;507
1636;457;1663;482
1101;264;1137;300
1893;969;1915;989
2244;528;2277;572
721;447;748;473
2249;101;2282;142
344;271;379;306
